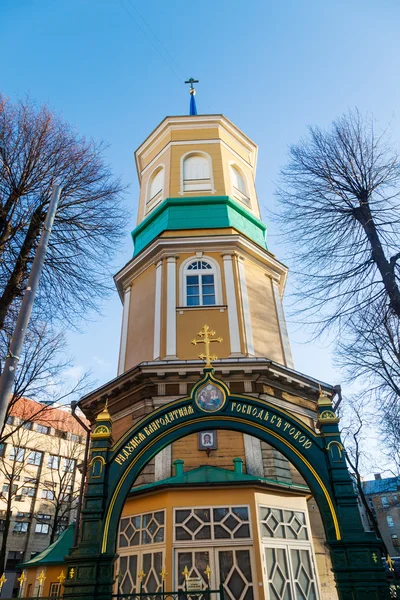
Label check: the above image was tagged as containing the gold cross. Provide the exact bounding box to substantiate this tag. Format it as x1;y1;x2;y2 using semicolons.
191;324;223;367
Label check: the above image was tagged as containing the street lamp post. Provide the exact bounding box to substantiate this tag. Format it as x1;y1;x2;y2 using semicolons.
0;184;62;432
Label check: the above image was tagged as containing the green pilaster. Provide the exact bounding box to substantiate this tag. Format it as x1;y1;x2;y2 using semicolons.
63;404;115;600
317;391;388;598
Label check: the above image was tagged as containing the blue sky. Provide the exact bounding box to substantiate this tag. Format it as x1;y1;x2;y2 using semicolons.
1;0;400;400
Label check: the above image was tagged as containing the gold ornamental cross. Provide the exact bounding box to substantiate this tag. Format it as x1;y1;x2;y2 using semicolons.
191;324;223;367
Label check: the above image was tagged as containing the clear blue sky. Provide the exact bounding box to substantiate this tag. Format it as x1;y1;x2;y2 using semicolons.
1;0;400;396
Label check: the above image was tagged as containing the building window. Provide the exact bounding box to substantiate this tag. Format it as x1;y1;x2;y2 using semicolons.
174;506;251;542
382;496;390;509
6;551;23;570
259;507;309;540
22;421;32;430
28;451;42;466
10;447;25;462
49;583;61;598
70;433;81;443
119;511;165;548
21;486;36;497
37;424;50;435
0;443;5;457
146;166;164;212
182;153;212;192
37;513;51;521
35;523;49;534
48;455;59;470
2;483;18;495
13;521;29;533
6;416;13;425
184;260;216;306
230;164;250;206
387;515;395;528
41;489;55;500
63;458;75;473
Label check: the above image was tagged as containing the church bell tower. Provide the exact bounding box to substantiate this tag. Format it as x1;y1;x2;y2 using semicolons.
78;89;346;599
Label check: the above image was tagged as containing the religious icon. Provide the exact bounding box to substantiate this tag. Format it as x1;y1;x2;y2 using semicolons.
195;383;225;412
198;431;217;450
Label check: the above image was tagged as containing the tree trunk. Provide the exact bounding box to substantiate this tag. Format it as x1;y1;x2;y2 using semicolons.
0;207;43;330
353;200;400;317
0;488;14;575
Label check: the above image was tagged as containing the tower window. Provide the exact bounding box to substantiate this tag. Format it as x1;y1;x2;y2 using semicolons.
230;165;250;206
182;153;212;192
146;166;164;212
185;260;216;306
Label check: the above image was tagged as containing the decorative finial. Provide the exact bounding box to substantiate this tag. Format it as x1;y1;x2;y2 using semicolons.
96;398;111;422
17;572;26;588
204;565;212;581
185;77;199;115
57;571;66;585
191;324;223;368
37;571;46;586
138;569;146;581
0;574;7;591
160;567;168;581
182;566;190;580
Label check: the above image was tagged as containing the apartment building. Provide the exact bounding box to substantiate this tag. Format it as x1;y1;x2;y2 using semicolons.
0;398;87;597
363;474;400;557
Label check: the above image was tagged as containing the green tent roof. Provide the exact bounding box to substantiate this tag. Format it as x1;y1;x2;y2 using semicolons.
19;524;74;568
130;463;309;495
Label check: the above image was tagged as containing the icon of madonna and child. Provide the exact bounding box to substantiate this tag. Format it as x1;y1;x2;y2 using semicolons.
195;383;225;412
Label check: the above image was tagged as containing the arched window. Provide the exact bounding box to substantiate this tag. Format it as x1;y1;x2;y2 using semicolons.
182;153;212;192
230;164;250;206
146;166;164;212
184;260;216;306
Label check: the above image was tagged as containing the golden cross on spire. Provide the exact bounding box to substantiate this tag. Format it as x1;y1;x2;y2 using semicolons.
191;324;223;367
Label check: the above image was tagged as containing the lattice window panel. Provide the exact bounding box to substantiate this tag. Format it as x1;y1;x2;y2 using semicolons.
117;551;164;595
174;506;251;542
259;507;309;541
264;546;319;600
218;549;254;600
118;510;165;548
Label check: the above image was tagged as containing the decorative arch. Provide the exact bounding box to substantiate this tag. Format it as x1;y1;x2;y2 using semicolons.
179;255;223;306
64;371;388;600
229;162;251;207
146;164;165;213
180;151;214;193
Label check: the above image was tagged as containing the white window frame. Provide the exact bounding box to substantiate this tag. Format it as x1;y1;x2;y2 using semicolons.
173;504;252;546
145;164;165;213
229;162;251;207
258;503;321;600
180;151;215;194
179;256;223;307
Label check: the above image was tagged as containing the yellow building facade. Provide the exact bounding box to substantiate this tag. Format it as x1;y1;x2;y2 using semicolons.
79;112;340;600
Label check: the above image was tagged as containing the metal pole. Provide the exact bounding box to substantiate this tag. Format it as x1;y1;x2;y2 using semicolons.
0;184;62;432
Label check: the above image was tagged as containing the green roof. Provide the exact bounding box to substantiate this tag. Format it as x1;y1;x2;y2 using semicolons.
19;524;74;568
131;196;268;256
130;464;309;495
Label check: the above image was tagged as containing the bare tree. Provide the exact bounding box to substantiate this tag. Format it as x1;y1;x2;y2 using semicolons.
337;304;400;414
0;94;127;332
40;434;83;544
339;397;388;553
0;320;91;443
0;401;87;573
276;109;400;332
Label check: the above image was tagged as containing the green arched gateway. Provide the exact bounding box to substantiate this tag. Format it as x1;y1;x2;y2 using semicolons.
63;370;389;600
